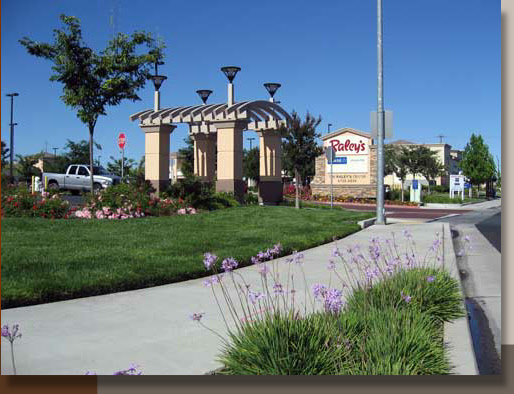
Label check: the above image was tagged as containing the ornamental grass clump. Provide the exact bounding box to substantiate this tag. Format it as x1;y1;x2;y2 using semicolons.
192;229;465;375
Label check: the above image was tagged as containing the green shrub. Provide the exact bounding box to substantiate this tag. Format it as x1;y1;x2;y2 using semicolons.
346;268;464;324
431;185;450;193
218;312;356;375
344;306;450;375
423;194;463;204
212;192;240;209
386;188;402;201
243;192;259;205
164;176;215;209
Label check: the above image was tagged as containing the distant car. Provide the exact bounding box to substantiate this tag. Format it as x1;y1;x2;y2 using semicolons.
43;165;121;194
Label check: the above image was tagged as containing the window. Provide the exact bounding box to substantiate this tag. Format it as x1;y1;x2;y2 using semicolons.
78;166;89;176
68;166;78;175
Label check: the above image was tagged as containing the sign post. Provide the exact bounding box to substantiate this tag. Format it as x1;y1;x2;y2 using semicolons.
118;133;126;179
325;146;336;208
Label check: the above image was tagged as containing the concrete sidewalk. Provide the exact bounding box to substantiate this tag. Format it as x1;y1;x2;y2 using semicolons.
1;222;476;375
421;198;501;211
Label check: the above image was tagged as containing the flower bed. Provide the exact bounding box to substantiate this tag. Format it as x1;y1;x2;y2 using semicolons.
1;187;74;219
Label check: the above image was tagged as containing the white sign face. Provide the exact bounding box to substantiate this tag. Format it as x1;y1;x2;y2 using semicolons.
328;155;369;173
325;134;370;174
450;175;465;191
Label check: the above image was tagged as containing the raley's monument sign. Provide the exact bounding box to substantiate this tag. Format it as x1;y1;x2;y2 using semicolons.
312;128;377;198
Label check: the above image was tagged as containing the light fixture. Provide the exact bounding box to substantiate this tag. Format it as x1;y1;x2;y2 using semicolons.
196;89;213;104
263;83;281;99
151;60;167;91
220;66;241;83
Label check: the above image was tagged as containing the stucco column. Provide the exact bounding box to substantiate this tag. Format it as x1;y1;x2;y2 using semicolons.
214;120;245;199
257;130;283;204
141;124;176;194
191;132;216;182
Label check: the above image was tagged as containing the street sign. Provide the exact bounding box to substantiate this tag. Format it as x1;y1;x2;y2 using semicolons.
324;146;336;162
370;110;393;138
118;133;126;150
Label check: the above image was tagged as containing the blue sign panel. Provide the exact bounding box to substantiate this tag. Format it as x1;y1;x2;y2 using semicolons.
412;180;418;190
329;157;347;164
464;183;471;189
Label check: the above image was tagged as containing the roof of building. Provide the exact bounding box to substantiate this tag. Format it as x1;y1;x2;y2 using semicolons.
322;127;371;141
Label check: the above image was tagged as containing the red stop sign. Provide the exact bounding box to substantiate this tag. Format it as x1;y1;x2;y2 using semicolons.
118;133;126;149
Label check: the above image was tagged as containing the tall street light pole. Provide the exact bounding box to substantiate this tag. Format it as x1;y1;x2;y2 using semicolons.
376;0;385;224
6;93;19;183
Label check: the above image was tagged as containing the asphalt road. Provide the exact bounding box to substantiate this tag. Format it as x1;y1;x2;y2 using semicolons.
433;204;502;374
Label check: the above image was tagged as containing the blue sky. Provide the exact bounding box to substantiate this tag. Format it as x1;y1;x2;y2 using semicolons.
1;0;500;169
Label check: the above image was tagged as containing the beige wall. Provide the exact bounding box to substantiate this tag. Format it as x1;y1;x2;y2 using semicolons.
217;126;243;180
258;131;282;181
193;133;216;181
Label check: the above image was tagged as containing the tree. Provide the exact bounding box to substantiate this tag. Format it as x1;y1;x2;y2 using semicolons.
243;147;260;184
15;154;39;182
20;14;164;194
384;145;409;202
63;139;102;165
178;136;195;178
106;156;136;177
460;134;496;197
281;111;323;209
1;140;10;169
417;150;446;194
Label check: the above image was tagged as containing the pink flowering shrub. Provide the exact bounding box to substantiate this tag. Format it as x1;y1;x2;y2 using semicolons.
76;184;196;220
1;186;73;219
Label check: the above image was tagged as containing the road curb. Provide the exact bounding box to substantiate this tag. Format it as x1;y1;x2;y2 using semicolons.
441;222;479;375
358;217;376;229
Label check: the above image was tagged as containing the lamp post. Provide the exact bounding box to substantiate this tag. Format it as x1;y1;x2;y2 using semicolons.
376;0;386;225
221;66;241;106
52;147;59;157
196;89;213;105
151;60;167;111
328;123;333;134
263;83;281;103
247;137;255;150
6;93;19;183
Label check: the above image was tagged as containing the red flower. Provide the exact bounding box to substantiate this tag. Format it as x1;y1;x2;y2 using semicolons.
14;202;18;207
33;205;37;210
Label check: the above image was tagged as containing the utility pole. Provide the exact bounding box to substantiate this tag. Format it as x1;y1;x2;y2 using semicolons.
6;93;19;184
376;0;385;225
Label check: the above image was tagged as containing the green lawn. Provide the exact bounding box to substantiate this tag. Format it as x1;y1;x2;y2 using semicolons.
422;192;485;204
1;206;373;308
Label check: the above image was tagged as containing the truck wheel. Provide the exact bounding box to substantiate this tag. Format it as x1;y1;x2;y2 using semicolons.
48;182;59;191
93;183;103;192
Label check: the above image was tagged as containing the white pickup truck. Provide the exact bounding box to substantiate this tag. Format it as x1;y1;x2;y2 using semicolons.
43;164;121;194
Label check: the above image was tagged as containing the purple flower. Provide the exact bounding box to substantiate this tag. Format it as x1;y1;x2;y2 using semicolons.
312;283;328;299
202;275;220;287
332;247;340;257
273;283;284;295
464;235;471;243
221;257;238;272
190;312;205;322
113;364;143;375
203;253;217;270
327;260;336;270
324;288;344;314
400;291;412;303
258;263;270;277
251;256;260;265
271;243;283;256
248;291;265;304
293;251;304;264
1;324;21;343
426;276;435;283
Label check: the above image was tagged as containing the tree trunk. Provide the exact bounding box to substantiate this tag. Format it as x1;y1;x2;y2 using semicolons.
295;168;300;209
401;180;404;202
89;126;95;196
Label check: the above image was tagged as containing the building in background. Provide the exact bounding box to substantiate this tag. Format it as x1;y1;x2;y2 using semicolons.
169;152;185;184
384;140;463;189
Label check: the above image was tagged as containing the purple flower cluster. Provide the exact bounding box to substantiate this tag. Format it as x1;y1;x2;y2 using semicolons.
253;243;283;264
248;291;266;305
221;257;238;272
273;283;284;295
203;253;217;270
400;291;412;303
312;284;344;313
258;263;270;277
364;267;379;282
113;364;143;375
190;312;205;322
1;324;22;343
426;276;435;283
202;275;221;287
327;260;336;270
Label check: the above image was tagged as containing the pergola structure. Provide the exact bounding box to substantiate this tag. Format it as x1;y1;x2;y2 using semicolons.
129;99;291;204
